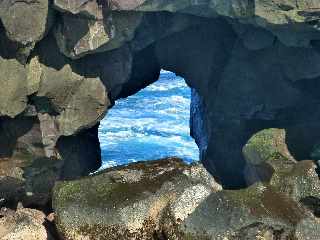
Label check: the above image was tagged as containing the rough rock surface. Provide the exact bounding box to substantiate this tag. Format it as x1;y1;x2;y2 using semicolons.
53;158;221;240
0;0;53;60
168;129;320;239
54;12;143;58
87;0;320;47
0;115;101;207
2;0;320;223
0;205;50;240
0;57;27;117
177;183;320;240
242;128;297;184
53;131;320;240
243;128;320;201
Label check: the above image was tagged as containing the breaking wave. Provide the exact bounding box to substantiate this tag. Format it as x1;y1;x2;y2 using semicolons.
99;70;199;169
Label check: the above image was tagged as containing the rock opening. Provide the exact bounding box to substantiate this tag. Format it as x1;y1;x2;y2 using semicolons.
98;70;199;170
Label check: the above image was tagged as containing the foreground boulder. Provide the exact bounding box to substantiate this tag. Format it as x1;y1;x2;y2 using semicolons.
54;130;320;240
53;157;221;240
177;183;320;240
174;129;320;239
270;160;320;202
0;205;51;240
6;124;320;238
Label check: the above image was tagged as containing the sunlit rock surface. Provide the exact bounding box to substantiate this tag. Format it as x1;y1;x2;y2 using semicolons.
53;135;320;239
178;183;320;240
53;158;221;240
0;205;51;240
0;0;53;61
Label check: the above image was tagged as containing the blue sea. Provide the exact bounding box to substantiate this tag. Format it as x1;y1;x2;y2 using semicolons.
98;70;199;169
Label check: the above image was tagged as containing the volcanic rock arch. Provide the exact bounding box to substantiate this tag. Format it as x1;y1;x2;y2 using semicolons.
1;1;320;206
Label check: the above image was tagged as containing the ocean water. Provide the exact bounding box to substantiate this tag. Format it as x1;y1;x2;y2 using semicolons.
98;70;199;169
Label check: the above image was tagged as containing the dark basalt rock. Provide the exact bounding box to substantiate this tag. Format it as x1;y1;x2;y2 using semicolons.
0;115;101;208
2;2;320;239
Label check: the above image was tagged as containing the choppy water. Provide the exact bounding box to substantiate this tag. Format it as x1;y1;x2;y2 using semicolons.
98;70;199;169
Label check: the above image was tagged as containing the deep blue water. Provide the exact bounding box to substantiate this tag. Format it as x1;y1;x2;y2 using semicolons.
98;71;199;169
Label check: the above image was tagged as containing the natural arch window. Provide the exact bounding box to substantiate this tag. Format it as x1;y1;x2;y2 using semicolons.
98;70;199;169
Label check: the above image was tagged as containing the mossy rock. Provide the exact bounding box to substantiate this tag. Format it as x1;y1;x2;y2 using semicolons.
243;128;296;184
243;128;294;166
270;160;320;202
53;158;220;240
177;183;318;239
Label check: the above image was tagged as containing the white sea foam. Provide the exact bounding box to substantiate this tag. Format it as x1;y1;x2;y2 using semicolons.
160;69;173;74
98;71;199;166
146;81;187;91
99;160;117;170
147;85;169;91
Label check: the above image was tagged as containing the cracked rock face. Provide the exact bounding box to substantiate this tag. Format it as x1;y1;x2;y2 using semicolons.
53;0;104;18
94;0;320;47
0;0;50;44
54;11;143;58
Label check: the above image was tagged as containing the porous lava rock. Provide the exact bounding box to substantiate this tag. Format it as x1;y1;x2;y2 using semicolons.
0;205;52;240
53;158;221;240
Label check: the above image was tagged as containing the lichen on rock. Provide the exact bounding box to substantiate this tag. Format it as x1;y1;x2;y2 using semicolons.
242;128;296;184
53;158;221;240
243;128;320;202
